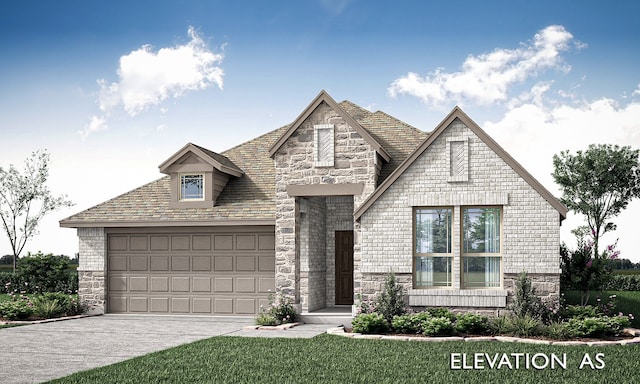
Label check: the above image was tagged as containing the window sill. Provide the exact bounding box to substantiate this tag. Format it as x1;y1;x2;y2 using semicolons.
408;289;507;308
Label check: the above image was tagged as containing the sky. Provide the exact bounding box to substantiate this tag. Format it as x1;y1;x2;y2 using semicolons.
1;0;639;261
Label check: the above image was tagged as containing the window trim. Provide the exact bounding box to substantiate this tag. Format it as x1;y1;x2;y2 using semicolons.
313;124;335;167
179;173;205;201
460;205;503;289
412;206;454;289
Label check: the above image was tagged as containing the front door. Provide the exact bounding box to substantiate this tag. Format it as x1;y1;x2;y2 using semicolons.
335;230;354;305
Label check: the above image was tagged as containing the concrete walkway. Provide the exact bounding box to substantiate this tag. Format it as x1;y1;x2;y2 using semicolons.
0;315;330;384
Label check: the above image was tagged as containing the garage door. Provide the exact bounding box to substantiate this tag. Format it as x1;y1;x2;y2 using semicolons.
107;230;275;315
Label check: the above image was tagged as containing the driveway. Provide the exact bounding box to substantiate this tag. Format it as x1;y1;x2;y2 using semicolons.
0;315;330;384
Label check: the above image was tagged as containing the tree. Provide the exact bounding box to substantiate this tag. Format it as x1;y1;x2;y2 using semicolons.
552;144;640;257
0;150;73;272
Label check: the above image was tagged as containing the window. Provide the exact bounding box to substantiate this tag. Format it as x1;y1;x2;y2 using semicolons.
314;124;334;167
462;207;501;288
180;174;204;200
414;208;452;288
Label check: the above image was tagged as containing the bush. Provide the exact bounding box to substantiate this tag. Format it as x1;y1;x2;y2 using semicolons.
563;304;600;319
603;274;640;291
510;272;545;320
565;316;630;337
421;317;454;336
509;314;542;337
17;252;78;294
543;321;571;340
425;307;456;321
255;293;298;326
455;313;489;335
0;272;22;294
375;272;405;324
352;313;389;334
0;297;33;320
32;296;64;319
488;315;513;335
391;312;432;334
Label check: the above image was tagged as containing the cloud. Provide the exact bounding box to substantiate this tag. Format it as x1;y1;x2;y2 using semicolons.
83;27;224;138
483;88;640;257
78;115;108;139
633;83;640;96
388;25;581;108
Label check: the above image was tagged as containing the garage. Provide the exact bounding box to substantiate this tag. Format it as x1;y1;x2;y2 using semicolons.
106;228;275;315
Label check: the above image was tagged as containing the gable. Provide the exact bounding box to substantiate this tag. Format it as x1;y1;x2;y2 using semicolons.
354;106;567;220
268;90;390;162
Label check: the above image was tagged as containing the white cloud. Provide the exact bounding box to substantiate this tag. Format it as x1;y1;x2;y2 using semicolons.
388;25;580;108
83;27;224;137
633;83;640;96
484;90;640;259
78;115;108;139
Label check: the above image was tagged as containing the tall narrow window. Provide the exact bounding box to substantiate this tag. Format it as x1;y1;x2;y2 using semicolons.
180;174;204;200
462;207;502;288
314;124;334;167
414;208;452;288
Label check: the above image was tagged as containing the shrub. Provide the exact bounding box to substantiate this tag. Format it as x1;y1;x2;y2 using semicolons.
17;252;78;293
510;272;545;319
603;274;640;291
391;312;432;334
425;307;456;322
0;297;33;320
255;293;298;326
455;313;489;335
0;272;22;294
421;317;454;336
375;272;405;324
565;316;630;337
509;314;542;337
352;313;389;334
543;321;571;340
563;304;600;319
32;297;64;319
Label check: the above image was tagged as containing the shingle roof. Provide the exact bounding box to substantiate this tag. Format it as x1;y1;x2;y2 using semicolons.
60;99;425;227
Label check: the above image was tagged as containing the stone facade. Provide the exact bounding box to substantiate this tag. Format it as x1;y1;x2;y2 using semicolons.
359;118;561;308
273;102;378;309
77;227;107;312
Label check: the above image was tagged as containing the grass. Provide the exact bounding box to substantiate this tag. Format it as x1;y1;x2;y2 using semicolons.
563;290;640;328
47;334;640;384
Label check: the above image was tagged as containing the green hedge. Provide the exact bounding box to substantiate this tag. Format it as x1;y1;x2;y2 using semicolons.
602;274;640;291
0;252;78;294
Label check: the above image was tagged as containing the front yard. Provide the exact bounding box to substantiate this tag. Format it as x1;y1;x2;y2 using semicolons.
48;334;640;384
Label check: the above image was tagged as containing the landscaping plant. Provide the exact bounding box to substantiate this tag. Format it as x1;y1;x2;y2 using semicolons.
255;293;298;326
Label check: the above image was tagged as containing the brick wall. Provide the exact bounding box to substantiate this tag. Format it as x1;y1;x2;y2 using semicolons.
359;118;561;308
77;227;106;312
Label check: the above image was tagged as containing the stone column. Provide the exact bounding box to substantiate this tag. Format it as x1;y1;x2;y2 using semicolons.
77;227;107;314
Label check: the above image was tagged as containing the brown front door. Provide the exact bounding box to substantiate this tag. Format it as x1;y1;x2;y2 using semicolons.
335;230;354;305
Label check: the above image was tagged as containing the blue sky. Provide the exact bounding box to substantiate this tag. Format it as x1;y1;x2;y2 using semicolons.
1;0;639;260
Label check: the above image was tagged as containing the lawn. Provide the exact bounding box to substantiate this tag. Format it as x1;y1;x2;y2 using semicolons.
47;334;640;384
563;290;640;328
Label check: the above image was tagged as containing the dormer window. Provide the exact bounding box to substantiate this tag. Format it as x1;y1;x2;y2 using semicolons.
180;174;204;201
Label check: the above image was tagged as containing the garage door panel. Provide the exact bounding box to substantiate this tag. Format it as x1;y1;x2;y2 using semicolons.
236;256;255;271
171;277;190;292
150;277;169;292
129;277;148;291
109;256;127;271
214;277;233;292
110;276;127;291
193;277;212;292
193;298;212;313
192;256;211;271
258;277;276;293
107;230;274;315
236;299;256;314
150;298;169;312
130;256;148;271
214;256;233;271
171;297;190;313
130;297;148;312
236;278;255;293
150;256;169;271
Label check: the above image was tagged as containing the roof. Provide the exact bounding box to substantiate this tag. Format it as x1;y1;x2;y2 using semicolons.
354;106;568;220
60;92;427;228
158;142;243;177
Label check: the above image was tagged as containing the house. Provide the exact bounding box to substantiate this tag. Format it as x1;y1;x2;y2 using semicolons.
60;90;566;317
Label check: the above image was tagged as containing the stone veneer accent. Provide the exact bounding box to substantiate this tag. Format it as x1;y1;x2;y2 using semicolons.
77;227;106;312
359;118;561;308
273;102;378;308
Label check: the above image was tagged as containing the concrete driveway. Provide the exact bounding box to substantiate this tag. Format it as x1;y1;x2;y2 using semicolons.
0;315;329;384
